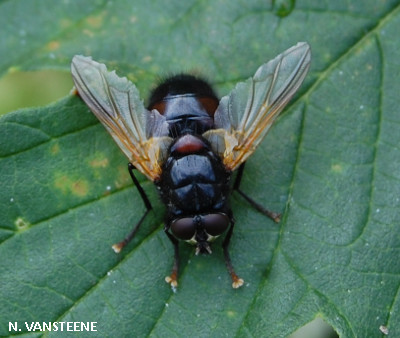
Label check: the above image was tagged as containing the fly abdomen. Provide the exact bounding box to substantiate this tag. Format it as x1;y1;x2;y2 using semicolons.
161;153;228;212
159;134;230;214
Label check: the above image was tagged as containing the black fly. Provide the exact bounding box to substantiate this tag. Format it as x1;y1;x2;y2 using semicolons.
71;42;311;289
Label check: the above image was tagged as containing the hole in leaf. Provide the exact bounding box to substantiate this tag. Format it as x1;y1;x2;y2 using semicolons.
0;70;73;116
289;318;339;338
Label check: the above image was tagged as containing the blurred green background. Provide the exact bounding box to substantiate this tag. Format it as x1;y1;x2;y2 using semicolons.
0;70;72;116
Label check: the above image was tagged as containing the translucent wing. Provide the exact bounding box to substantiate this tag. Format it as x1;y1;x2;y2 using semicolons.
203;42;311;171
71;55;172;181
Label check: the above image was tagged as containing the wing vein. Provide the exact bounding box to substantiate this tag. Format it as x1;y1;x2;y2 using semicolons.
71;55;173;181
203;42;311;171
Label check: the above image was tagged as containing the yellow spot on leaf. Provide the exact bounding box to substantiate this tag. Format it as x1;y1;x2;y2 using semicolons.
115;165;131;188
47;40;60;51
71;180;89;197
54;174;89;197
54;175;69;194
89;156;109;168
15;217;30;231
142;55;152;63
86;12;105;28
83;29;95;37
226;310;237;318
59;18;72;29
331;164;343;173
51;143;60;155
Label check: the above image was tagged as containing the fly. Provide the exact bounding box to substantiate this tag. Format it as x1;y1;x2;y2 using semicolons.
71;42;311;289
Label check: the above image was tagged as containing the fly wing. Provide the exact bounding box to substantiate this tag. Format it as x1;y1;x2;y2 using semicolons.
203;42;311;171
71;55;172;181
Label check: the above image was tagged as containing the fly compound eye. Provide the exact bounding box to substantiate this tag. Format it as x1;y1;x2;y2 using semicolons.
170;217;196;240
203;213;230;236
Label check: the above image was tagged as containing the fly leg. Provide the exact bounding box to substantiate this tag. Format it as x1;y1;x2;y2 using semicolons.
112;163;153;253
223;218;244;288
164;230;180;290
233;163;281;223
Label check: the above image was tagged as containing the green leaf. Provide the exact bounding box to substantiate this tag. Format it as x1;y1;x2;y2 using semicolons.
1;1;400;337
